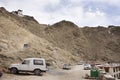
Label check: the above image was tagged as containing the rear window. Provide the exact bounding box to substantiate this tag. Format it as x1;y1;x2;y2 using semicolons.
34;60;43;65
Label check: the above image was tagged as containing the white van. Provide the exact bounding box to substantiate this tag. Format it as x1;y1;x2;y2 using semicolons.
9;58;48;75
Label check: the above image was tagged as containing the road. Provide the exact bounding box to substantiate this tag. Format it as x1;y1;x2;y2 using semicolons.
1;65;90;80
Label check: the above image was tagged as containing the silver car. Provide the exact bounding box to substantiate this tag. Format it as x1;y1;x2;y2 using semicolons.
63;64;71;70
84;64;91;70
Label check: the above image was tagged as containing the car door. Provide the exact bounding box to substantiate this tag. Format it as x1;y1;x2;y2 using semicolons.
19;60;30;71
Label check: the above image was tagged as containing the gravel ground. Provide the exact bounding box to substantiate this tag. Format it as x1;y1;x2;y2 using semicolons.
0;65;90;80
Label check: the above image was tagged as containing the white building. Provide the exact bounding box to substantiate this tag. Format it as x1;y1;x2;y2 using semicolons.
100;63;120;80
12;9;24;17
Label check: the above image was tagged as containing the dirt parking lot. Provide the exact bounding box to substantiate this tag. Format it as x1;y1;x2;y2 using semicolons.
1;65;90;80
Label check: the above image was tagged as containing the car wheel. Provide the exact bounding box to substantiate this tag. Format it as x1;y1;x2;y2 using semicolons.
34;69;41;76
10;68;18;74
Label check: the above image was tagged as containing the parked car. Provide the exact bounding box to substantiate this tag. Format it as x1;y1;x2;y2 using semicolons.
9;58;48;76
84;64;91;70
77;61;84;65
63;64;71;70
95;64;103;68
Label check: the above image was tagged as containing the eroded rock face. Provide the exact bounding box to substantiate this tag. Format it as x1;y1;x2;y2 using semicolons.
0;7;77;71
0;7;120;71
44;23;120;62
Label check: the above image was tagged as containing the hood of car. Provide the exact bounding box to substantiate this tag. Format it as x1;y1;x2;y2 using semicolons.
10;63;20;67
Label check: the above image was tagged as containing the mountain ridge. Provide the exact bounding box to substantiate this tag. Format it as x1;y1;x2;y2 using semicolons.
0;7;120;71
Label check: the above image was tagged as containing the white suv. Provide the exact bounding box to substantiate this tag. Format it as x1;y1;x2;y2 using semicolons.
9;58;48;75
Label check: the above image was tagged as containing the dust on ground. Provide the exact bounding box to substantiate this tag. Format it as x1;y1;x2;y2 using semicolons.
1;65;90;80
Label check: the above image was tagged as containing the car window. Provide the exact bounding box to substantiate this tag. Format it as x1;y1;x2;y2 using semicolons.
84;64;90;67
22;60;30;65
34;60;43;65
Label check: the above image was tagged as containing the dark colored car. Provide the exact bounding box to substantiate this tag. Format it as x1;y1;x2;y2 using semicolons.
63;64;71;70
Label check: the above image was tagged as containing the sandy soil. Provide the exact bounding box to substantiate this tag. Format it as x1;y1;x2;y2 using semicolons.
1;65;90;80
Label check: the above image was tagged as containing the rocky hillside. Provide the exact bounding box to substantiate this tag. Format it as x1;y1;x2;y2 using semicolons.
0;7;120;71
44;22;120;62
0;7;76;71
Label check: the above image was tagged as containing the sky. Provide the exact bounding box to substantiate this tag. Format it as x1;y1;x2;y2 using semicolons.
0;0;120;27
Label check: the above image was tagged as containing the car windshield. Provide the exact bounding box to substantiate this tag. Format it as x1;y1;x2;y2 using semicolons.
84;64;90;66
64;64;70;66
22;60;30;65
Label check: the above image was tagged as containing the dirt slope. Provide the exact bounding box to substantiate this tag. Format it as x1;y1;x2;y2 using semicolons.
44;22;120;62
0;7;76;71
0;7;120;71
